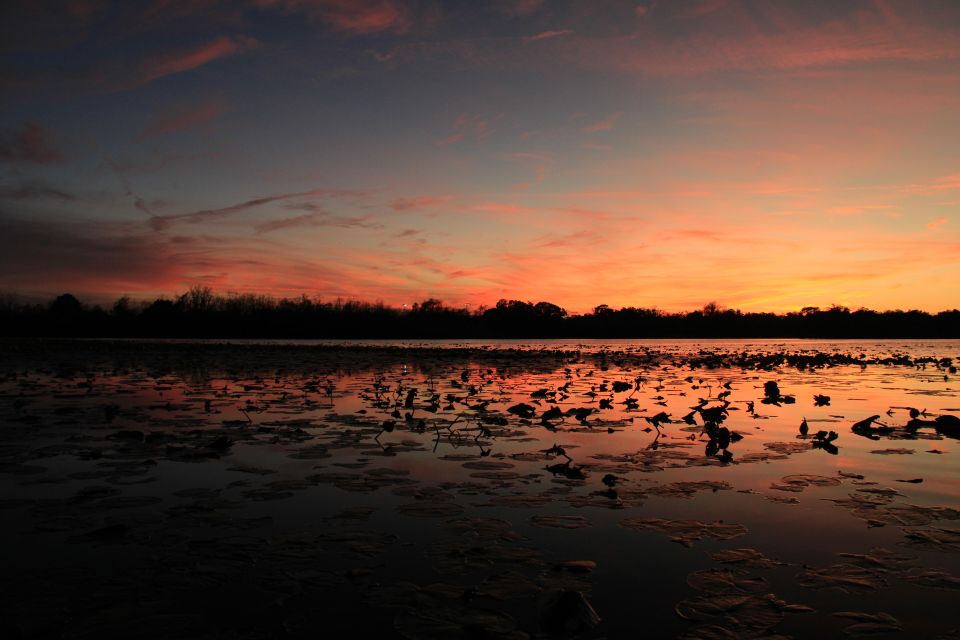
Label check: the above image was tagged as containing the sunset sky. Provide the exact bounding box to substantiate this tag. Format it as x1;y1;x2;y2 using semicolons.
1;0;958;312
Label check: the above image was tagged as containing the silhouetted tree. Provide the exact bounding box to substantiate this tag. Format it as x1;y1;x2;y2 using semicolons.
0;290;955;338
50;293;83;316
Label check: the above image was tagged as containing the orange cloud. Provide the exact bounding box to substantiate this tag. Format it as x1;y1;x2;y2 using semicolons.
827;205;899;217
6;191;957;313
931;174;960;191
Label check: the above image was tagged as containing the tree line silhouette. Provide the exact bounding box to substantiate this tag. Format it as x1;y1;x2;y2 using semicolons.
1;287;957;338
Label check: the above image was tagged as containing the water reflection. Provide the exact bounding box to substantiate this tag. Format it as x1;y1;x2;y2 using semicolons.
0;340;958;639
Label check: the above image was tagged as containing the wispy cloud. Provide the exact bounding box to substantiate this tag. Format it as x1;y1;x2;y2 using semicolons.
523;29;574;43
255;211;379;234
582;112;623;133
390;196;449;211
930;174;960;191
591;5;960;76
372;4;960;77
139;36;257;87
0;180;74;201
827;204;899;217
142;98;225;137
149;188;369;231
0;123;63;164
436;114;490;146
902;172;960;195
254;0;409;34
505;152;554;190
501;0;544;17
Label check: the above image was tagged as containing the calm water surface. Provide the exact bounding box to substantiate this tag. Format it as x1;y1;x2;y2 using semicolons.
1;339;958;639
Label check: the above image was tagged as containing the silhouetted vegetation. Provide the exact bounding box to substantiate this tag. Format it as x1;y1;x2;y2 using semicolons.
0;287;957;338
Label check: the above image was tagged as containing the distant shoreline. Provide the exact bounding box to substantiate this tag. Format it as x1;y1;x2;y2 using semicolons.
1;337;954;363
3;291;958;339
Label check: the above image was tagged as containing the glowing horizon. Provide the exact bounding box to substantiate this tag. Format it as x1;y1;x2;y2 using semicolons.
1;1;958;314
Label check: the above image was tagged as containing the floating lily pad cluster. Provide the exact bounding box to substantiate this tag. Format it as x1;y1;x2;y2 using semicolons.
0;340;957;638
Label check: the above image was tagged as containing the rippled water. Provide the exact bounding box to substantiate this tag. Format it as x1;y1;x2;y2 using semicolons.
1;340;958;639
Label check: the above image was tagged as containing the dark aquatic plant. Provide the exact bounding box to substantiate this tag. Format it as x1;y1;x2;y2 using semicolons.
906;414;960;439
544;443;572;462
545;461;587;480
539;406;563;427
506;402;536;419
850;415;892;440
761;380;796;406
645;411;672;431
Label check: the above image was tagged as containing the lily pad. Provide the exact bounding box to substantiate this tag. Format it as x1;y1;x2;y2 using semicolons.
529;515;591;529
621;517;747;547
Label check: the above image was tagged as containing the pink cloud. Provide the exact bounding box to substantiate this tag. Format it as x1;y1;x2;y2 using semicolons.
505;152;554;190
472;202;538;217
390;196;449;211
680;0;732;19
523;30;574;43
0;123;63;164
435;114;490;146
385;4;960;78
927;217;947;231
606;5;960;76
140;36;257;85
149;187;370;231
435;132;464;147
142;98;225;137
502;0;544;17
255;212;378;234
255;0;408;34
582;112;623;133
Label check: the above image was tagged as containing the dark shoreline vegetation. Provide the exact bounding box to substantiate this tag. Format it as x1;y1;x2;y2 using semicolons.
1;287;958;338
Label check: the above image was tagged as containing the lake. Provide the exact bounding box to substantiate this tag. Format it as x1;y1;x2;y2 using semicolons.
1;339;958;639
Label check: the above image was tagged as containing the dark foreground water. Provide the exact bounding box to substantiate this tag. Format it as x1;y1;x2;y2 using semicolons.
1;339;958;639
